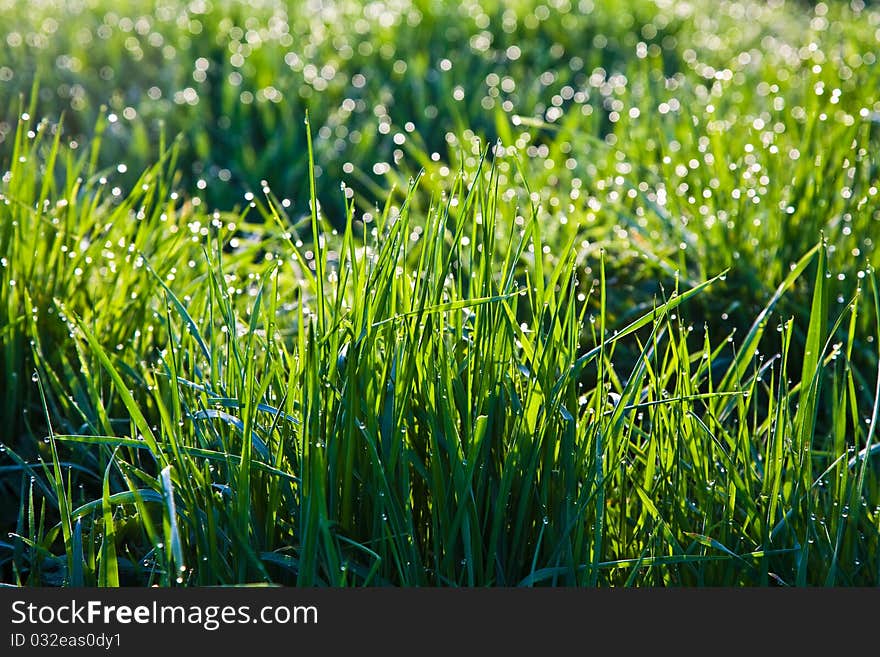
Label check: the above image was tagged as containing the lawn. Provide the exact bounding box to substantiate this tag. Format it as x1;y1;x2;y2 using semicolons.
1;0;879;586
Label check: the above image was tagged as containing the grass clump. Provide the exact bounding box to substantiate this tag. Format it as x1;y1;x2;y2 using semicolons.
2;119;879;586
1;0;880;587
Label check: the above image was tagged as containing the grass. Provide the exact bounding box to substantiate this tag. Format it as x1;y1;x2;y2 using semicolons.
1;0;880;586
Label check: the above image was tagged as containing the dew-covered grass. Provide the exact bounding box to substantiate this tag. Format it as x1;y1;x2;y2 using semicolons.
1;0;880;586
